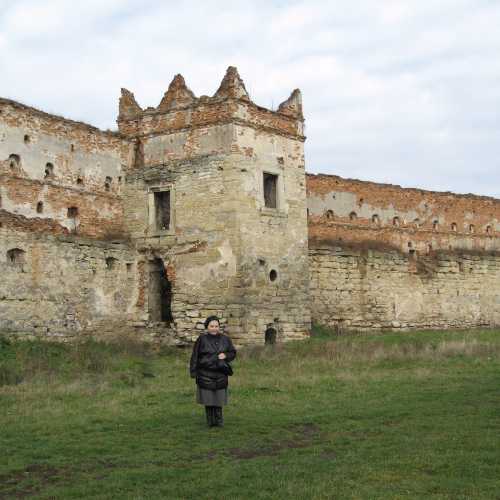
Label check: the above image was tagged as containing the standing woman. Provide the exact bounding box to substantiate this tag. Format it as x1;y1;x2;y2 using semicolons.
190;316;237;427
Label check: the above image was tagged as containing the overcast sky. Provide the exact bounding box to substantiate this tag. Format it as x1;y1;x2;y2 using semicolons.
1;0;499;197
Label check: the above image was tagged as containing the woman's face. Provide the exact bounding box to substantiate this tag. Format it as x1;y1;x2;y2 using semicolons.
207;320;220;335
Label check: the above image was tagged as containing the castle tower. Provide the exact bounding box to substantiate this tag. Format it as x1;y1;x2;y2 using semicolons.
118;67;310;343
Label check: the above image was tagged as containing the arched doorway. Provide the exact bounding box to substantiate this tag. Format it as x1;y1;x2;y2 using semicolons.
265;327;277;345
148;258;173;323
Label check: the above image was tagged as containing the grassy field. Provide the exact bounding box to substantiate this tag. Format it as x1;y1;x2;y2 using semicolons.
0;327;499;499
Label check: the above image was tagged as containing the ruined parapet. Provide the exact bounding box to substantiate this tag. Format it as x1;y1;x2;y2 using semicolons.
117;66;305;141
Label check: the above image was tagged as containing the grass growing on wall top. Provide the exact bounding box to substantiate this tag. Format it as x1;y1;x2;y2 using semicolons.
1;327;499;499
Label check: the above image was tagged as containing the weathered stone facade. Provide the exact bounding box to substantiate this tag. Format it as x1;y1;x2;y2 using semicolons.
1;68;309;344
307;174;500;330
1;68;499;343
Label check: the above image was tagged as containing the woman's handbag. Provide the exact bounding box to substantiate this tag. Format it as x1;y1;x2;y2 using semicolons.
217;359;234;376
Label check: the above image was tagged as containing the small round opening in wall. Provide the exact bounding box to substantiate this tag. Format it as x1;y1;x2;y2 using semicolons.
269;269;278;282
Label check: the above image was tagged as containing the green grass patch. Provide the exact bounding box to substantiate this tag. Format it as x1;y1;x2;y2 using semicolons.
1;328;499;499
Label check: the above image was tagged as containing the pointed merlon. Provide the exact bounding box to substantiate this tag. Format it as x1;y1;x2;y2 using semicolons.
119;88;142;118
278;89;303;119
158;74;196;111
213;66;250;101
119;88;142;119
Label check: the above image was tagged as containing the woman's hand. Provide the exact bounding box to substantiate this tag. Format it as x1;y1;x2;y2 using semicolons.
218;353;227;360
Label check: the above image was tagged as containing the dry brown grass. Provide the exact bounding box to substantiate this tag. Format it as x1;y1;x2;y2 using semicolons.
303;337;499;365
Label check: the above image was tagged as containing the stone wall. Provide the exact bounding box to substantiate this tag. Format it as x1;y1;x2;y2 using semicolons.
307;173;500;254
0;229;138;339
0;98;130;239
308;173;500;330
233;121;310;343
310;243;500;331
123;153;242;342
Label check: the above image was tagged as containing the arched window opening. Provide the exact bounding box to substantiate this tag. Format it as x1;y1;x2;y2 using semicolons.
105;257;118;270
486;225;492;235
372;214;380;225
148;258;173;323
325;209;334;220
24;134;30;144
9;154;20;169
349;211;357;221
44;163;54;178
36;201;43;214
451;222;457;232
469;224;475;234
393;216;400;227
433;220;439;231
7;248;25;267
265;327;277;345
105;176;112;192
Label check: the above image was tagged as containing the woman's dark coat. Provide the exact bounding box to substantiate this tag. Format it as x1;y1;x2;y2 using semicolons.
190;333;236;390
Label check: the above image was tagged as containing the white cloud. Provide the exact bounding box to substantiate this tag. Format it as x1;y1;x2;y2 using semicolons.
1;0;499;197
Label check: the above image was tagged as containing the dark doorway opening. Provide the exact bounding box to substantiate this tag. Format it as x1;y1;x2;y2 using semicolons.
149;258;173;323
265;327;277;345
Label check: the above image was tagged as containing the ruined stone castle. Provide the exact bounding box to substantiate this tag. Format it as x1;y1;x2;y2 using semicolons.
1;67;499;345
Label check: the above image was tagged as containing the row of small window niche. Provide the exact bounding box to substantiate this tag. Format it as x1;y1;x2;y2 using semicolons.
6;248;132;272
22;135;76;151
36;205;78;221
36;201;78;219
0;192;78;219
32;205;78;219
7;154;120;190
323;210;494;234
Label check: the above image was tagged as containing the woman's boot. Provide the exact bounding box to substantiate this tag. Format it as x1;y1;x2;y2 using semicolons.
214;406;223;427
205;406;212;426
